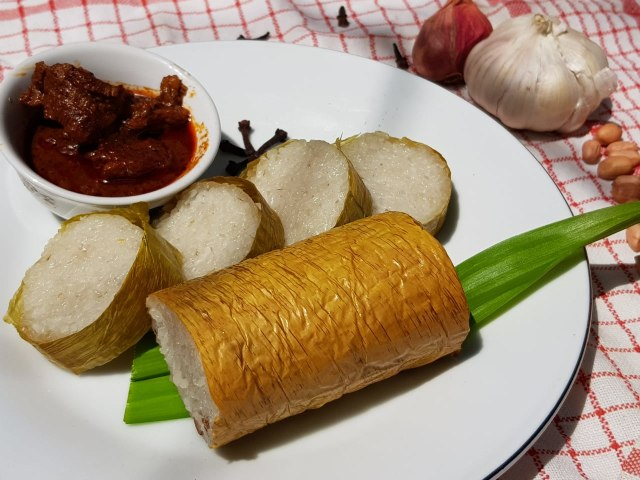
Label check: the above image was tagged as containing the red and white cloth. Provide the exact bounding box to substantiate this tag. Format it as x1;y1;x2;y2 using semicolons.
1;1;639;478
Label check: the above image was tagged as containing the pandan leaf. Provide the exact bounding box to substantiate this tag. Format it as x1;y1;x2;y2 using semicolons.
124;374;188;423
124;201;640;424
457;201;640;325
130;332;169;381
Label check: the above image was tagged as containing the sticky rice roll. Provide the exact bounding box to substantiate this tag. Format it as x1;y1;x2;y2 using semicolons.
337;131;452;234
153;176;285;280
4;203;183;373
147;211;470;447
241;139;372;245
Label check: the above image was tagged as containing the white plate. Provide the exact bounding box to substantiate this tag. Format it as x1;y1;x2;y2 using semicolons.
0;41;589;480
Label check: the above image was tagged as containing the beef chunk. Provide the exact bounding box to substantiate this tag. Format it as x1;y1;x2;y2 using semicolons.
86;133;173;180
124;95;190;132
20;62;129;146
157;75;187;106
123;75;189;132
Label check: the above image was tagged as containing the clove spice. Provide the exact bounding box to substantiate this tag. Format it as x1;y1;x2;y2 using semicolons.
237;32;271;40
393;43;409;69
221;120;288;175
238;119;256;157
337;6;349;27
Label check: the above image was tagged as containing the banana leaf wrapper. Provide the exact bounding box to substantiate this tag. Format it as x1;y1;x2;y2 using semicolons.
4;203;184;374
336;154;373;225
147;211;469;447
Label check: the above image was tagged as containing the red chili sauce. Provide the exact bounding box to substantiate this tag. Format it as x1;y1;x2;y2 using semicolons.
20;62;197;197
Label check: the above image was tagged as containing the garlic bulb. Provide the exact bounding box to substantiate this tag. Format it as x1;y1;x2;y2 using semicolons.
463;13;618;133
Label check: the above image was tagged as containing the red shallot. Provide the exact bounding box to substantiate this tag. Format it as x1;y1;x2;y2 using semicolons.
411;0;492;83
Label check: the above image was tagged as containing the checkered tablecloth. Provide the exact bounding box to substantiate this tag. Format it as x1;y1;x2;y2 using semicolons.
1;1;639;479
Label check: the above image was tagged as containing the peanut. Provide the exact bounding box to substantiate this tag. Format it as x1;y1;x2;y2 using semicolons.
607;149;640;161
594;122;623;145
597;155;640;180
606;140;638;155
626;224;640;252
582;139;602;164
611;175;640;203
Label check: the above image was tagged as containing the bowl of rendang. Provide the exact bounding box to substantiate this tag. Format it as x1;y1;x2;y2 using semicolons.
0;42;220;219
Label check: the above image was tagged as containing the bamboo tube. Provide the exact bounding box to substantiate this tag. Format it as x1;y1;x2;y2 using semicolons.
147;211;469;447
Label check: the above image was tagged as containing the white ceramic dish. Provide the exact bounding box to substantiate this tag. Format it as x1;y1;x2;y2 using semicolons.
0;42;221;219
0;41;590;480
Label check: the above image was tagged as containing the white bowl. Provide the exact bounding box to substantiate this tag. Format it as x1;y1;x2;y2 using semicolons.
0;42;221;219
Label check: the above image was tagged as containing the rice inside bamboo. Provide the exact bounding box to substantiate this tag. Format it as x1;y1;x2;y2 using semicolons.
154;176;284;280
147;211;470;447
241;139;372;245
337;131;452;234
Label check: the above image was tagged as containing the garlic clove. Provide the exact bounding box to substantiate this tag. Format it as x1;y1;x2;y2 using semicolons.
502;38;579;131
556;28;618;132
560;27;609;75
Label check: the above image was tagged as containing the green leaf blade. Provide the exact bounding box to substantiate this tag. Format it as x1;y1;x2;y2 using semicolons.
130;332;170;381
124;332;185;424
457;201;640;325
124;374;188;424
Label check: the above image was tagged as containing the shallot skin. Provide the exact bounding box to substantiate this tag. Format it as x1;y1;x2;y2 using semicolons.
412;0;492;83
